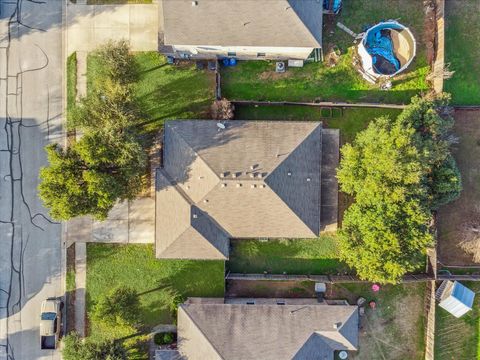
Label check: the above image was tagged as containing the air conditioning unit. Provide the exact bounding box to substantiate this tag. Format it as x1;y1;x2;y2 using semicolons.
275;61;286;73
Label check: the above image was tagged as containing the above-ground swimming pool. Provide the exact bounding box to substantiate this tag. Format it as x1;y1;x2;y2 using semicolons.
357;21;416;81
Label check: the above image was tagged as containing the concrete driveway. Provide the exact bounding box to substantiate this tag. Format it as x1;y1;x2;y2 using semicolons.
0;1;64;359
66;3;159;54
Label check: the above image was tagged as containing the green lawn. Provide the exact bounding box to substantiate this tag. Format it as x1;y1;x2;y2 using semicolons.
221;1;428;104
134;52;215;133
227;236;350;275
86;51;215;134
444;0;480;105
66;52;77;122
86;244;224;354
435;282;480;359
235;104;402;143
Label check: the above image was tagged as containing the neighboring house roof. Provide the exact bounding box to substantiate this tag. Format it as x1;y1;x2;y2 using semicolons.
162;0;323;48
177;299;359;360
156;120;323;259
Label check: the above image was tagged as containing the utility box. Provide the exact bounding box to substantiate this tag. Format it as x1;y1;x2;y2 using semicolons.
288;59;304;67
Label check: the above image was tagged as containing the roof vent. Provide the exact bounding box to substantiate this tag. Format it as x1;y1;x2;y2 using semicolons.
307;177;311;182
232;172;238;178
287;171;292;176
198;176;204;180
221;183;227;188
203;199;209;203
249;173;255;178
261;184;266;188
192;214;198;219
192;1;198;6
220;172;225;178
236;183;242;188
256;173;263;179
251;184;256;188
333;322;342;330
250;165;256;170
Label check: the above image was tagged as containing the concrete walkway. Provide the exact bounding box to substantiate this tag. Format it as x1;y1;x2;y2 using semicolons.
75;242;87;337
66;3;159;55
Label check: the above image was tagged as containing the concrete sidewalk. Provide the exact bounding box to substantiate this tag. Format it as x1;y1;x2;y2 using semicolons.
74;242;86;337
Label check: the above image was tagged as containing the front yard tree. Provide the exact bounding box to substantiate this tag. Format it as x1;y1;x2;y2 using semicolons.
39;130;146;221
93;286;141;327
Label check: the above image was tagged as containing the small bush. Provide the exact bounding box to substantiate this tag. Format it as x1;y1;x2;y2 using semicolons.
154;332;176;346
93;286;141;327
94;40;137;85
63;332;127;360
211;98;235;120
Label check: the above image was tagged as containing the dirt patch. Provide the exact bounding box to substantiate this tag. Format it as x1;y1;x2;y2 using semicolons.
328;283;426;360
258;69;294;81
226;280;316;298
437;110;480;265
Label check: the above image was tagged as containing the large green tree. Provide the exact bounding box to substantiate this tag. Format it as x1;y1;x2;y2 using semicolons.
40;42;147;221
39;130;146;221
337;95;461;283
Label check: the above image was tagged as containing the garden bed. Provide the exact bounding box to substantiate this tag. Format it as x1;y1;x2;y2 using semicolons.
221;1;429;104
437;110;480;266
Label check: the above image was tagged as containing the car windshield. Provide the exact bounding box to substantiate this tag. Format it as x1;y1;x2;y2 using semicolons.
41;312;56;321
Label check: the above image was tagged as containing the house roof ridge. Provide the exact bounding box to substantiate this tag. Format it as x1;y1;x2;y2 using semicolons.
166;121;221;183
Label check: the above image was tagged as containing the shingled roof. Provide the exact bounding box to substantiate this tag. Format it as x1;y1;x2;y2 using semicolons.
176;299;359;360
162;0;323;48
155;120;323;259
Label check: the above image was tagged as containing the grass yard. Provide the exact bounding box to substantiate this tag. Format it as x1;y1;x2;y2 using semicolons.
221;1;429;104
86;244;224;356
331;282;426;360
227;235;350;275
437;110;480;265
445;0;480;105
66;52;77;122
435;282;480;359
86;51;215;134
235;104;402;143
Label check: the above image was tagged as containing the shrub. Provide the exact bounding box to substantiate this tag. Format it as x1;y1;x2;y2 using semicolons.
63;333;127;360
211;98;235;120
154;332;176;346
93;40;137;85
93;286;141;327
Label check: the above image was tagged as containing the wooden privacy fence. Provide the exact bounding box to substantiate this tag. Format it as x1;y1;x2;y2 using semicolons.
225;272;434;283
231;99;407;110
226;272;480;283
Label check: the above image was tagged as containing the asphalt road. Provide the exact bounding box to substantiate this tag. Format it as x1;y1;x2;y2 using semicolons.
0;1;64;359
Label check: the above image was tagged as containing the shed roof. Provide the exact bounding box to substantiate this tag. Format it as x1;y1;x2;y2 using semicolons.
177;300;358;360
439;281;475;318
155;120;323;259
162;0;323;48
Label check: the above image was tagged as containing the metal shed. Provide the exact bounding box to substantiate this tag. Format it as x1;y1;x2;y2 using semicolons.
437;281;475;318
